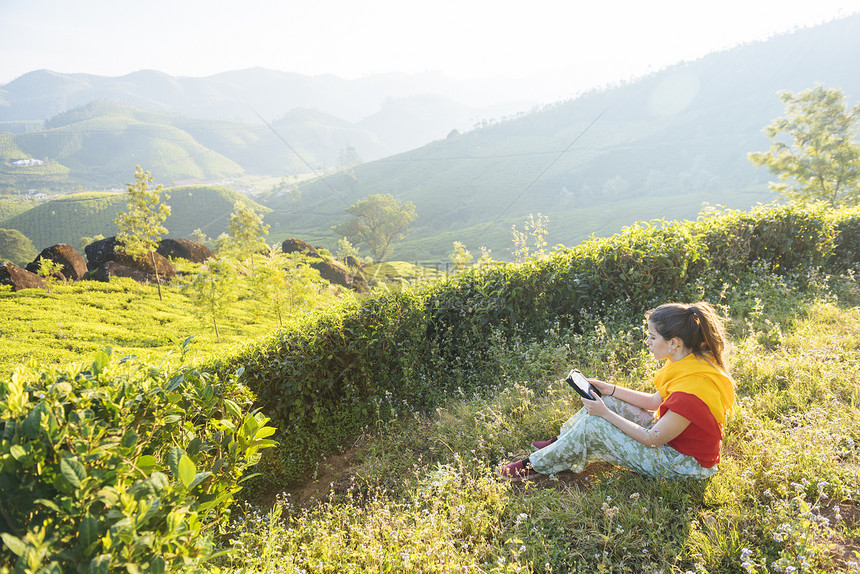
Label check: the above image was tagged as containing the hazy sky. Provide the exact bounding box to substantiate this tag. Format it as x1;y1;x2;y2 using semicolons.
2;0;858;102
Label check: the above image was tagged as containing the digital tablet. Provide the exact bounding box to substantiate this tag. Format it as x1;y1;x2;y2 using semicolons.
565;369;602;400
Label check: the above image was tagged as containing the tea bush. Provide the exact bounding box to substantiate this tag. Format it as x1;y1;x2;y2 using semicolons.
214;203;860;490
0;347;276;573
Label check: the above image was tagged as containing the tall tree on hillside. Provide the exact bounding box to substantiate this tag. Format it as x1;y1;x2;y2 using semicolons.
115;166;171;300
332;194;417;262
749;87;860;207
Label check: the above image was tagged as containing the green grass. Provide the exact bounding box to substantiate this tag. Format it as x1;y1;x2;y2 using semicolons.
218;272;860;573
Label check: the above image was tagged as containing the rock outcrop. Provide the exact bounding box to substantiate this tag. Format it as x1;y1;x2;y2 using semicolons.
0;261;45;291
92;261;156;284
281;238;321;259
310;260;369;293
157;238;213;263
26;243;88;281
85;236;176;282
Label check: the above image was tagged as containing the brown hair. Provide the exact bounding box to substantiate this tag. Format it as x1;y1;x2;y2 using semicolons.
646;301;729;372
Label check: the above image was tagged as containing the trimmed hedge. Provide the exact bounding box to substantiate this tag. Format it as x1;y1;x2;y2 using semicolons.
214;203;860;488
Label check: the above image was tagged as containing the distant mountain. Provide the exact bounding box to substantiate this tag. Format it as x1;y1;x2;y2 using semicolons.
0;72;530;190
1;185;267;251
0;68;533;126
268;14;860;261
0;96;490;189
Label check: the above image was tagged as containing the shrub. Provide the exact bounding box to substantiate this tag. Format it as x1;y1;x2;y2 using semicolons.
0;348;276;572
213;204;860;490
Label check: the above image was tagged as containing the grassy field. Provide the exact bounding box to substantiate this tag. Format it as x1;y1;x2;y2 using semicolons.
0;270;351;377
2;251;858;572
218;271;860;573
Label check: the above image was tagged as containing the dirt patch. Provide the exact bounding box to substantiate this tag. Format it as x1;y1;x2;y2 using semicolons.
823;501;860;568
283;446;365;508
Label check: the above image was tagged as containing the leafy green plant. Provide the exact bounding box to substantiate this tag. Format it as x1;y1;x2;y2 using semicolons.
0;348;276;572
35;257;63;293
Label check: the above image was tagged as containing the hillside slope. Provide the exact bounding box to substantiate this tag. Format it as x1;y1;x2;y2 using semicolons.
1;185;268;251
271;14;860;261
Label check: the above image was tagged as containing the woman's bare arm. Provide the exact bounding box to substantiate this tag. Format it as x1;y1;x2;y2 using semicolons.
588;378;662;411
581;395;691;447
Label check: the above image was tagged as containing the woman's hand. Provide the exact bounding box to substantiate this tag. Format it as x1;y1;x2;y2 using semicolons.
587;378;614;396
581;394;610;418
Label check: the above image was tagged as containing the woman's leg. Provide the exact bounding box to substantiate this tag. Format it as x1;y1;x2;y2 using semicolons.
529;397;715;479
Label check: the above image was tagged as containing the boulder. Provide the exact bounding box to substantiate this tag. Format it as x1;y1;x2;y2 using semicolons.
85;236;176;280
343;255;360;268
92;261;154;284
26;243;88;281
84;236;122;271
282;238;321;259
157;238;213;263
0;261;45;291
310;260;369;293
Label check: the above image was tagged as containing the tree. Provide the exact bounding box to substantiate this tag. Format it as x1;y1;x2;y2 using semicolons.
216;202;270;261
332;194;417;262
336;237;359;260
115;166;171;299
748;86;860;207
248;246;324;328
185;258;238;343
190;228;208;245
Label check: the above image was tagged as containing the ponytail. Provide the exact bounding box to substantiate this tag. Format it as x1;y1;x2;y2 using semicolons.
646;301;729;372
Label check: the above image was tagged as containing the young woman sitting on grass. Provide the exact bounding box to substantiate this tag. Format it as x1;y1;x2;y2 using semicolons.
499;301;735;481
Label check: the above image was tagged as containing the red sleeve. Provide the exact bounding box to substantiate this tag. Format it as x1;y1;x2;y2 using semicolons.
659;392;723;468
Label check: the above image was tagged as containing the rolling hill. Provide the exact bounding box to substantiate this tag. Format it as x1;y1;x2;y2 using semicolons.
0;185;269;251
0;96;493;191
263;13;860;261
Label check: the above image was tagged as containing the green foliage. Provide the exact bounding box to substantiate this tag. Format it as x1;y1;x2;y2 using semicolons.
510;213;549;263
79;233;105;252
115;167;171;259
749;86;860;207
35;258;63;293
246;248;328;328
115;166;172;299
450;241;473;273
0;228;37;266
331;193;417;261
0;276;279;377
214;203;860;490
218;202;270;261
335;237;358;259
0;349;276;572
185;259;239;343
0;199;32;223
